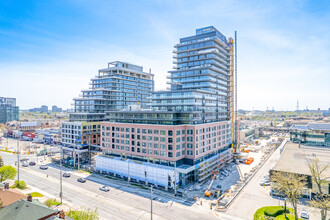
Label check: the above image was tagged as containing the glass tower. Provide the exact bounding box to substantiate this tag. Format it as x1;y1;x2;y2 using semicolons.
70;61;154;122
108;26;233;125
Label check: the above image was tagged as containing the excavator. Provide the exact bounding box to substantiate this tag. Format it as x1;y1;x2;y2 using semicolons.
204;172;217;197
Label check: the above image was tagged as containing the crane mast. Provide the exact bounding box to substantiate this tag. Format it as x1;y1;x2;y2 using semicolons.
230;31;239;154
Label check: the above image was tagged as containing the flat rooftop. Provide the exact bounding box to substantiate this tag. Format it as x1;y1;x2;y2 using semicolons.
272;142;330;176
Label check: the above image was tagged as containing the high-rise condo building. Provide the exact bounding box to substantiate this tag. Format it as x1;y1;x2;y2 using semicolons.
96;26;236;189
0;97;19;124
61;61;154;164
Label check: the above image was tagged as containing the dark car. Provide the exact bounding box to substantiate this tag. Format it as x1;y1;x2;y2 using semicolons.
77;178;86;183
63;172;71;178
29;161;36;166
39;165;48;170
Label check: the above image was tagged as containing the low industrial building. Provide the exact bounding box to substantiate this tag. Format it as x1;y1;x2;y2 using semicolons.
270;142;330;198
290;122;330;147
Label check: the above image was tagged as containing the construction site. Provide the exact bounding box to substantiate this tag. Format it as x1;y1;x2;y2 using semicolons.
183;136;285;211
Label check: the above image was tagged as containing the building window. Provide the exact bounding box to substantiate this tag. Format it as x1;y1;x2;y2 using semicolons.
131;128;135;133
187;129;193;135
154;130;159;135
154;136;159;141
160;130;166;135
154;143;159;148
168;152;173;157
148;136;152;141
142;149;146;153
176;152;181;157
148;129;152;134
154;150;159;155
168;130;173;136
142;129;146;134
142;142;146;147
176;137;180;143
160;151;165;156
148;143;152;148
148;149;152;155
160;137;166;142
168;145;173;150
176;130;180;136
160;144;166;149
137;128;140;133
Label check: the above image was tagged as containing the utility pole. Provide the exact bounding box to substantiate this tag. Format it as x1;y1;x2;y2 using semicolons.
150;185;153;220
77;134;80;170
89;134;91;165
60;145;63;204
17;139;20;182
43;142;46;161
73;141;76;168
174;162;177;196
128;159;130;183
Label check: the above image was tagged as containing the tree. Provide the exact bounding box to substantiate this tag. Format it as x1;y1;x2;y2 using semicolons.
271;171;306;220
307;158;330;220
0;165;17;182
67;208;99;220
0;157;4;167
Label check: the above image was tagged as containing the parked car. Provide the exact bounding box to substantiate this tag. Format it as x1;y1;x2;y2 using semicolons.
99;185;110;192
300;210;309;219
22;163;28;167
39;165;48;170
77;178;86;183
29;161;36;166
259;180;270;186
63;172;71;178
270;190;285;198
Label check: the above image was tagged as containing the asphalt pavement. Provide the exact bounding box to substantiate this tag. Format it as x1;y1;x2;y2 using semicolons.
0;151;239;220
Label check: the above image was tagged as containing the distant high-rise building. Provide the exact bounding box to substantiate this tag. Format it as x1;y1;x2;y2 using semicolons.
0;97;19;124
51;105;62;112
40;105;48;113
29;105;49;113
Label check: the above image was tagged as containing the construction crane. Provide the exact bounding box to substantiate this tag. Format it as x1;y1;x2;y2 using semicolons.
229;31;239;155
204;172;216;197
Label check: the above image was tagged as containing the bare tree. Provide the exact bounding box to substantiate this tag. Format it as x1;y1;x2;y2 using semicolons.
307;158;330;220
271;171;307;220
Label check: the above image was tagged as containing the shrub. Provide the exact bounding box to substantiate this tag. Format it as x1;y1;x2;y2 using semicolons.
67;208;99;220
27;192;43;197
11;180;27;189
254;206;293;220
44;198;60;207
264;207;285;217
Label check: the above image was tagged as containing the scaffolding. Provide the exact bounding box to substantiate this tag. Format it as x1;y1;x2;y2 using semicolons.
95;155;179;188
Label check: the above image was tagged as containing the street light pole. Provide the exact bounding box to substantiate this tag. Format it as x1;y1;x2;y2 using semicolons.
60;145;63;204
150;185;153;220
17;138;20;182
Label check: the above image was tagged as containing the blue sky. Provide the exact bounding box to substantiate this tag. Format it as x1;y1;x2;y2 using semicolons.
0;0;329;110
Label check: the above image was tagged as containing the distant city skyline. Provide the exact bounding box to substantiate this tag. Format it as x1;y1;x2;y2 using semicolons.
0;0;329;110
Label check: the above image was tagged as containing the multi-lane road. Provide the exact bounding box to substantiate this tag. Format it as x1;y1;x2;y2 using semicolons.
0;152;239;220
